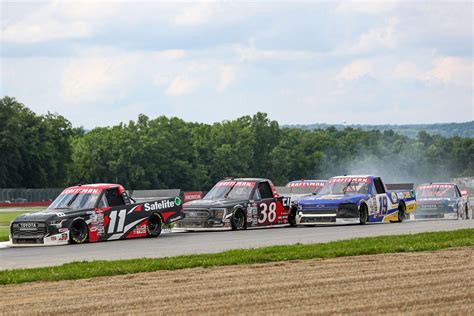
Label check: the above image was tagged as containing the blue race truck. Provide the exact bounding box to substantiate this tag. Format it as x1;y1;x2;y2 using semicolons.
296;175;416;225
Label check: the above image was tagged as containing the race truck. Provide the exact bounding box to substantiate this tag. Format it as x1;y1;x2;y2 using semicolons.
413;183;470;220
176;178;291;230
9;183;184;246
279;179;327;226
296;175;416;225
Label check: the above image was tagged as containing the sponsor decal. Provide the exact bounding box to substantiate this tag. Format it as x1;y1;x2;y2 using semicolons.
144;199;175;211
19;222;37;228
62;188;101;195
58;228;68;233
328;177;369;184
286;181;325;188
215;181;256;187
175;197;182;206
417;184;454;190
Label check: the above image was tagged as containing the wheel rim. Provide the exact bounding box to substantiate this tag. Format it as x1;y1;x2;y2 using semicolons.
148;215;161;234
399;206;405;221
360;207;366;223
72;222;86;241
236;211;244;228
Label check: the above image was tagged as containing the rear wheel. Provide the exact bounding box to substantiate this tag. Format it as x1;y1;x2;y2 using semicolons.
396;203;406;223
231;209;246;230
359;204;368;225
146;213;162;237
70;220;88;244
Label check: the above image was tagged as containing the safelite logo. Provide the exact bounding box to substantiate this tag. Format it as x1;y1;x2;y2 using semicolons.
175;197;182;206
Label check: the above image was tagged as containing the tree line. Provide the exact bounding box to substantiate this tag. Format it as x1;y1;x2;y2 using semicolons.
1;97;473;190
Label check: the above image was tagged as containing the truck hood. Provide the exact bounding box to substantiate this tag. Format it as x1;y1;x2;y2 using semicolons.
12;208;92;222
183;198;249;209
299;194;367;207
417;197;456;205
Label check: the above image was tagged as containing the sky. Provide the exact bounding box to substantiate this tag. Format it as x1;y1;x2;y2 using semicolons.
1;0;473;129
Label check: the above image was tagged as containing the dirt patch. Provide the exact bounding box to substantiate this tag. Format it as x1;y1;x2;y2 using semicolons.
2;247;473;315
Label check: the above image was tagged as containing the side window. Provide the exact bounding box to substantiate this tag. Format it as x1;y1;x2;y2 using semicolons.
253;188;261;200
454;186;461;198
97;194;109;208
373;178;386;194
105;188;125;207
258;182;274;199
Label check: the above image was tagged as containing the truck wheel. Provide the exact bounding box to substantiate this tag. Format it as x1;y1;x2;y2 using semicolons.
288;207;297;227
147;213;162;237
70;220;88;244
465;205;470;220
359;204;368;225
231;209;246;230
396;203;406;223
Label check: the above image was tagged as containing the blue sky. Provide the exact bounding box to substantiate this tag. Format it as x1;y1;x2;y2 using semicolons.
1;0;473;128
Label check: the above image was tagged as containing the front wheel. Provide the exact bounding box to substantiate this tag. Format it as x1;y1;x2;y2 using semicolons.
288;207;297;227
69;220;88;244
231;209;246;230
359;205;368;225
146;213;162;237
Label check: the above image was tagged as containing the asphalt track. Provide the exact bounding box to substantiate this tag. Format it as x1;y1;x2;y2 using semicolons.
0;219;473;270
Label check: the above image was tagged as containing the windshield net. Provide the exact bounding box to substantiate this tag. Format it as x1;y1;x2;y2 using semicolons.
204;181;256;200
48;188;101;210
416;185;456;198
319;177;370;195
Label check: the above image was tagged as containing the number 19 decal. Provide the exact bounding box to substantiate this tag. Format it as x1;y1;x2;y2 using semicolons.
378;196;388;215
258;202;277;224
108;209;126;233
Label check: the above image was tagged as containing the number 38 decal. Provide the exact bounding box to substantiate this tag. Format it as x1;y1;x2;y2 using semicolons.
258;202;277;224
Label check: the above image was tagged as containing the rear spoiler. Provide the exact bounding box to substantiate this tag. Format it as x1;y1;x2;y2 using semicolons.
276;186;317;196
386;183;414;190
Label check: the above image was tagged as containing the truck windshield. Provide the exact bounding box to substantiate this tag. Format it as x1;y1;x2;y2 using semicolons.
49;190;100;210
416;185;456;198
319;178;369;195
204;181;255;200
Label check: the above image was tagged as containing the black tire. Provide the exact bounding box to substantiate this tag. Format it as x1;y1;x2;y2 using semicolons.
69;219;88;244
289;207;297;227
396;203;406;223
147;213;162;237
465;205;470;220
231;209;246;230
359;204;368;225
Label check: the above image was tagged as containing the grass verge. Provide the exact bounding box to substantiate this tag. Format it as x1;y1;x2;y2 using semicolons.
1;228;473;285
0;211;29;242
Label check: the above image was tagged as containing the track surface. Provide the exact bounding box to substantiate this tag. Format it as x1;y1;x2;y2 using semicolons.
0;219;473;270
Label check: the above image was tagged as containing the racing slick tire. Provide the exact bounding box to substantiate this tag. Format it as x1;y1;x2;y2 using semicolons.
69;219;88;244
359;204;368;225
394;203;406;223
146;213;162;238
231;209;246;230
288;207;297;227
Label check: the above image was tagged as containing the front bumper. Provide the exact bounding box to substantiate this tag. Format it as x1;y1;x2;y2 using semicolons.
10;231;70;247
10;222;70;246
296;203;359;225
410;212;458;220
176;208;229;229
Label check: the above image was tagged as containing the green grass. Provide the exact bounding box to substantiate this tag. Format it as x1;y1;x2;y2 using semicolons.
1;228;473;285
0;208;44;242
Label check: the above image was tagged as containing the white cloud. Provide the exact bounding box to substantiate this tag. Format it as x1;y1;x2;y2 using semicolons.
350;17;400;53
337;1;399;14
337;60;373;81
422;56;473;87
218;65;239;91
166;76;198;96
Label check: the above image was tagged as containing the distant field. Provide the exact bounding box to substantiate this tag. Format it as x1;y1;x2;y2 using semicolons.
0;207;43;242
